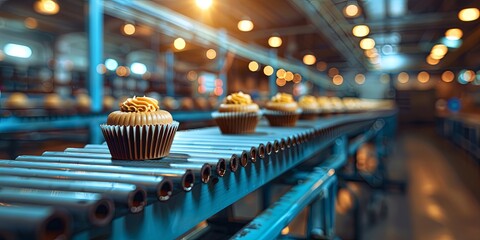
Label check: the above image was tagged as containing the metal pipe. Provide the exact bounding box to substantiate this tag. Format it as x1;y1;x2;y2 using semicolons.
0;159;194;192
84;144;250;168
53;149;238;172
0;166;172;201
19;154;227;177
230;169;336;239
0;205;70;240
0;176;147;214
175;136;294;152
0;187;114;228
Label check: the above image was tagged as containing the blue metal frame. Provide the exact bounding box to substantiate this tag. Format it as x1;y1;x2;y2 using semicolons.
68;110;396;239
88;0;103;113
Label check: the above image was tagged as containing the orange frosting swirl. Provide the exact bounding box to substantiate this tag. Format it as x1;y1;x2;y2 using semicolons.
120;96;159;112
224;92;253;105
107;96;173;126
271;93;294;103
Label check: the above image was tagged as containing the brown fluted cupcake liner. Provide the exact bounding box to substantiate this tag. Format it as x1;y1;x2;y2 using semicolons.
263;109;301;127
300;108;320;120
100;121;179;160
212;111;261;134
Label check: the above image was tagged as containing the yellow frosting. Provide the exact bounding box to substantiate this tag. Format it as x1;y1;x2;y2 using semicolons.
271;93;294;103
224;92;253;105
299;95;317;105
120;96;159;112
299;95;319;110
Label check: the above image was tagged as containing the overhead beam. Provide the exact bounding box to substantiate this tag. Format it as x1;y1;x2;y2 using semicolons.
104;0;334;89
289;0;368;69
243;24;317;39
364;12;458;33
440;26;480;68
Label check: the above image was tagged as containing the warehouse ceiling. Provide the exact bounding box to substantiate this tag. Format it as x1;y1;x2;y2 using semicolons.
0;0;479;74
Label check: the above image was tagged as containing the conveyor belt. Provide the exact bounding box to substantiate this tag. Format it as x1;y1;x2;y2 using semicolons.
0;110;395;239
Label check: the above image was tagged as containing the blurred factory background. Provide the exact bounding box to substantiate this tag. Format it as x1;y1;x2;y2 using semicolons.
0;0;479;239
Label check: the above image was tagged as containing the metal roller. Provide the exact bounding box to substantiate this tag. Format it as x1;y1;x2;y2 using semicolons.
0;176;147;214
51;149;239;172
0;205;70;240
0;160;194;192
63;148;239;163
0;187;114;228
19;155;227;178
84;144;248;168
174;138;284;154
0;166;173;201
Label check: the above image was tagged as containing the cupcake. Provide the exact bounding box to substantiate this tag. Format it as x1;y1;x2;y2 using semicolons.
264;92;301;127
100;96;179;160
212;91;260;134
298;95;319;120
317;96;334;116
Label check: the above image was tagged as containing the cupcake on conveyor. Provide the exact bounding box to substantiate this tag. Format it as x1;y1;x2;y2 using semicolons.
298;95;319;120
264;92;301;127
212;91;260;134
100;96;179;160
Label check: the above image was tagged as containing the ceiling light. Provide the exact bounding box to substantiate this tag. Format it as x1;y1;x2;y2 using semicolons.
364;48;378;58
426;55;439;65
333;75;344;85
431;44;447;58
458;8;479;22
174;38;186;50
397;72;409;83
303;54;316;65
276;69;286;78
316;61;327;71
131;62;147;75
123;23;135;35
352;25;369;37
355;74;365;84
268;36;282;48
34;0;59;15
248;61;259;72
276;78;286;87
4;43;32;58
328;67;339;77
417;71;430;83
196;0;212;10
285;71;294;81
24;17;38;29
441;71;454;83
343;3;360;18
445;28;463;40
238;19;254;32
359;38;375;50
206;49;216;59
263;65;274;76
105;58;118;71
293;73;302;83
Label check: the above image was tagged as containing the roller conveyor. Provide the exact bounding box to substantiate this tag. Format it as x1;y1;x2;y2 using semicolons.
0;110;395;239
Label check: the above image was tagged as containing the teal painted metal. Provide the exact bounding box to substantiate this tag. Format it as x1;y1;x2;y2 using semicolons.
88;0;103;113
165;50;175;97
0;205;71;240
0;110;396;239
230;169;337;240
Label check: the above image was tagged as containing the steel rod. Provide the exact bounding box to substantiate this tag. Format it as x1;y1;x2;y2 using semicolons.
0;159;194;192
0;187;114;228
84;144;248;168
0;176;147;214
230;169;336;240
0;205;70;240
49;149;239;172
0;166;173;201
19;154;226;178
